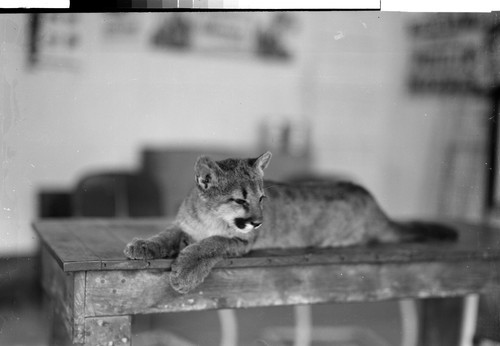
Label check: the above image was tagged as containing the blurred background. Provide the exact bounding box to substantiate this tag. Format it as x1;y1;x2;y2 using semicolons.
1;11;500;346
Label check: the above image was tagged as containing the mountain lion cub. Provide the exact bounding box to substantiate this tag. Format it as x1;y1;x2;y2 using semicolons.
124;152;457;293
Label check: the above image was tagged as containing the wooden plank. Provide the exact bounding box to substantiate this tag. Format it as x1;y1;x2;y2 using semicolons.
34;222;102;271
34;219;169;271
95;239;500;271
62;260;101;272
64;223;129;262
38;234;96;271
101;258;174;271
66;220;172;270
84;316;131;346
84;260;499;316
34;219;500;272
34;219;167;270
77;240;500;272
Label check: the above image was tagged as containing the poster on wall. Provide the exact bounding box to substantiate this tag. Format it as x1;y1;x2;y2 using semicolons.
407;13;493;94
101;13;143;44
28;13;83;70
150;12;300;61
490;20;500;87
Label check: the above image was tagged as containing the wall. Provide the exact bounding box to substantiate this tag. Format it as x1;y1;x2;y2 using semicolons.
0;12;489;255
306;12;488;219
1;13;311;255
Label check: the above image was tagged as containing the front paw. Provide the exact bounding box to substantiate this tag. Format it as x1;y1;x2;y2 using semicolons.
124;238;163;260
170;246;211;294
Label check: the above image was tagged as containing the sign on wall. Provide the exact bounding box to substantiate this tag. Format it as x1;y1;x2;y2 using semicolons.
28;13;83;70
150;12;300;61
407;13;494;94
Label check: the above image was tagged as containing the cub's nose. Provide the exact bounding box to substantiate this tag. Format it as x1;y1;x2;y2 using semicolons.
251;221;262;229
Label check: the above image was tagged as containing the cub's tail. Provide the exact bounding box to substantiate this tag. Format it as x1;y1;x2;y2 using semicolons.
391;221;458;243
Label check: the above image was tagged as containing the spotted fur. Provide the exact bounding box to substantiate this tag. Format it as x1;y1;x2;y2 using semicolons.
124;151;457;293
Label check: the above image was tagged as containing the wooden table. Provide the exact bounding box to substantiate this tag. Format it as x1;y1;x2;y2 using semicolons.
33;219;500;346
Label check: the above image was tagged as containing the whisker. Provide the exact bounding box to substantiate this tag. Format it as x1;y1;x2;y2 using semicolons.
264;185;278;190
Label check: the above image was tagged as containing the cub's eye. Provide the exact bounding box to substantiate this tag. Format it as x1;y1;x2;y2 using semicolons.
230;198;248;206
259;195;267;203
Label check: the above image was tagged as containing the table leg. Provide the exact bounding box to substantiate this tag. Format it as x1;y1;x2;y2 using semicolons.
474;291;500;344
84;316;132;346
41;247;87;345
46;293;75;346
418;297;465;346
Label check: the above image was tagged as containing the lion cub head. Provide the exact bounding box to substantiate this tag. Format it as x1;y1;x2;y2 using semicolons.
194;151;272;233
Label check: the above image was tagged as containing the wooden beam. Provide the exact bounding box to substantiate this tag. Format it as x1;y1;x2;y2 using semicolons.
84;260;499;317
84;316;131;346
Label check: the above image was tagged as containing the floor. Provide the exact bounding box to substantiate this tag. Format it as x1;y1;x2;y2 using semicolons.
0;256;47;346
0;301;398;346
0;296;403;346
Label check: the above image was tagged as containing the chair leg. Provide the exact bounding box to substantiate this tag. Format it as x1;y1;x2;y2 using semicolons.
417;297;465;346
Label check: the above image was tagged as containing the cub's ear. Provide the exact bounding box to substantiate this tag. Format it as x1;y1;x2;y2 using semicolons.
253;151;272;175
194;156;221;190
